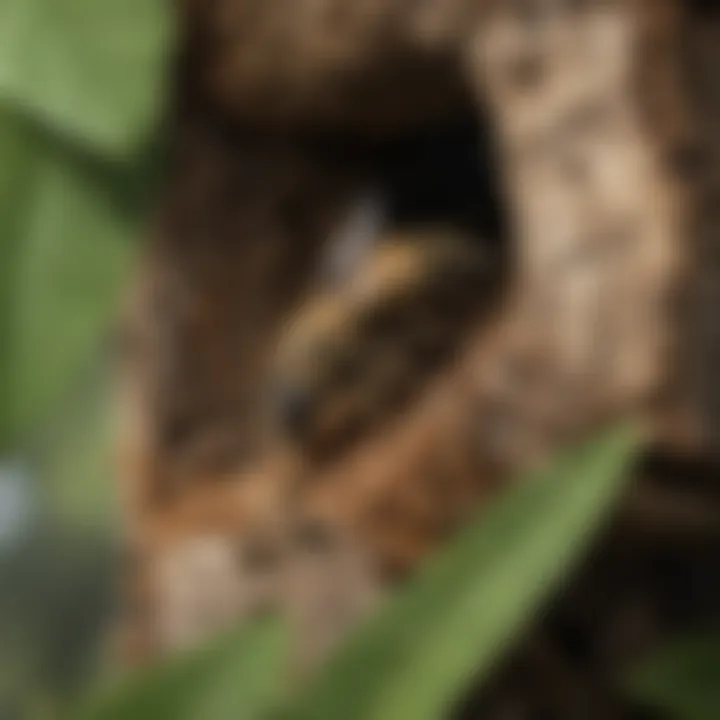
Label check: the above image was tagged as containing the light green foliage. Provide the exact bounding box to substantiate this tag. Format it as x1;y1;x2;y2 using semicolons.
0;0;169;451
0;0;171;156
0;120;136;450
31;366;117;529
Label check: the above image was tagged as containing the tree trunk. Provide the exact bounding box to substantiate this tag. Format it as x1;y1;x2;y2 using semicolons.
114;0;720;699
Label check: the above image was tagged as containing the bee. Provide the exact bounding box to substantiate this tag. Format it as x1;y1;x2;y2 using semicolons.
271;227;497;459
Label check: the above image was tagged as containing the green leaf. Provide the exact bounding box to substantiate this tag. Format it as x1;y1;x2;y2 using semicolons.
0;0;171;157
72;618;287;720
30;362;116;527
288;425;639;720
0;114;34;443
627;633;720;720
0;115;139;450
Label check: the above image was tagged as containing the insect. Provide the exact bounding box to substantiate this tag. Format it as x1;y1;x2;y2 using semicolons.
271;228;496;459
116;1;691;687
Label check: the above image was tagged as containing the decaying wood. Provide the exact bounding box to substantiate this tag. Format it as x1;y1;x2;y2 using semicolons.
114;0;720;701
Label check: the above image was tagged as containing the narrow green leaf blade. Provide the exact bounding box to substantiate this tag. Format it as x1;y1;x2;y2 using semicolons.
73;618;287;720
289;425;639;720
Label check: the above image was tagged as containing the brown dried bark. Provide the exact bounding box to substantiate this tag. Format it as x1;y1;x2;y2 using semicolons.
113;0;720;706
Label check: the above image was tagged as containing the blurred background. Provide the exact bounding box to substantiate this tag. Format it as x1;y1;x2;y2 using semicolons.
1;2;719;720
0;2;170;716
